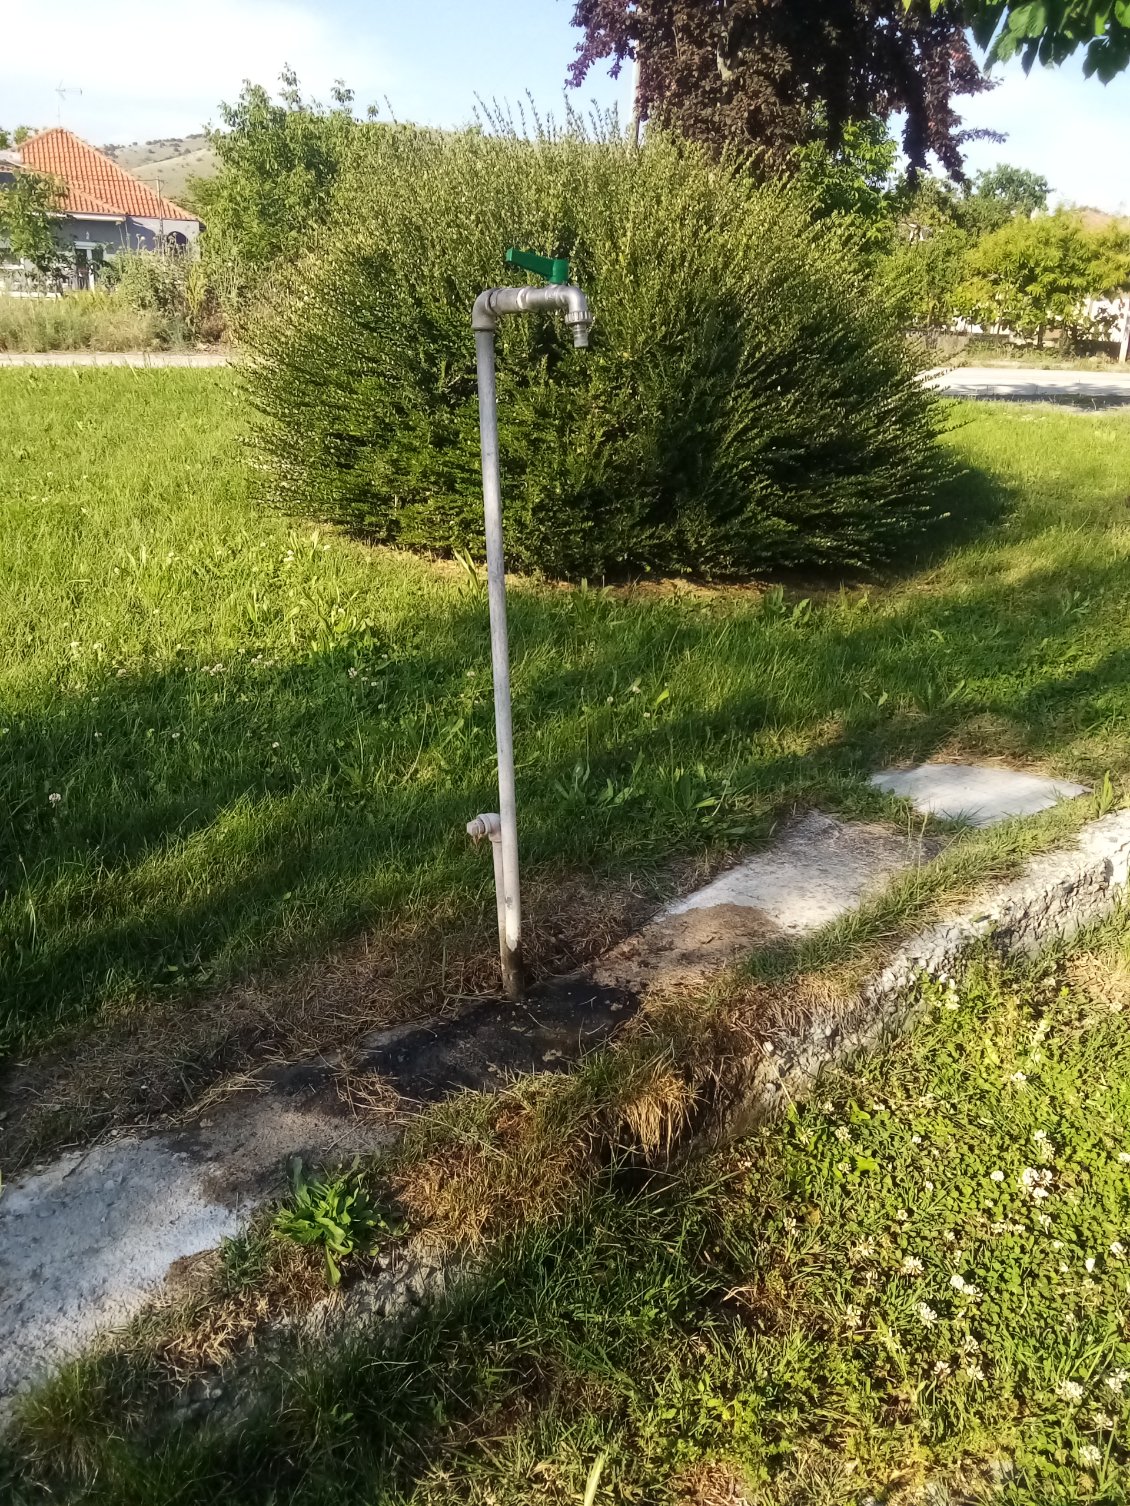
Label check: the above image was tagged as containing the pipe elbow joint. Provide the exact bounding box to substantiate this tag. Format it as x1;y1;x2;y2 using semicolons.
471;290;499;334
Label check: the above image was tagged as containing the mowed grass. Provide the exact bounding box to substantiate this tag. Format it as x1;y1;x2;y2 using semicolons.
3;369;1130;1062
11;921;1130;1503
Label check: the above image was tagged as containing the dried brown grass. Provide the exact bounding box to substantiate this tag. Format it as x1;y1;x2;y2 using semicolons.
0;864;658;1170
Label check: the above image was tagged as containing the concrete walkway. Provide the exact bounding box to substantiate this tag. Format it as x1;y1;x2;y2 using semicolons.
929;365;1130;403
0;349;231;368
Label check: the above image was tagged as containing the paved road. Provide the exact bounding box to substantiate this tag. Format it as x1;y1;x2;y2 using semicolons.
0;349;231;368
928;365;1130;403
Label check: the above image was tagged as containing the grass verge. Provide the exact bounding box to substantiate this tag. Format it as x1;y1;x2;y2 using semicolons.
3;371;1130;1131
8;909;1130;1503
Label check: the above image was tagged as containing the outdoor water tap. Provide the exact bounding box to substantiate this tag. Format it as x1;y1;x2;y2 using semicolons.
466;249;593;1001
471;248;594;349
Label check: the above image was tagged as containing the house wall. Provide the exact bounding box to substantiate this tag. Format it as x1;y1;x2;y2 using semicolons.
56;215;201;256
2;213;204;293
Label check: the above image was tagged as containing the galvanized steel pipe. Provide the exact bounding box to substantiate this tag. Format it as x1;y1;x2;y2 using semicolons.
468;280;593;1000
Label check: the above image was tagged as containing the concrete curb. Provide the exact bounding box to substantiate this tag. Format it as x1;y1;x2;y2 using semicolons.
716;809;1130;1141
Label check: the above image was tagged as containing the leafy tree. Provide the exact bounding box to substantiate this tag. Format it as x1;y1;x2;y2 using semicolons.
939;1;1130;80
567;0;992;175
884;223;972;326
955;212;1125;343
0;169;66;282
889;159;1049;245
792;117;900;251
0;125;36;149
191;68;360;297
960;163;1050;233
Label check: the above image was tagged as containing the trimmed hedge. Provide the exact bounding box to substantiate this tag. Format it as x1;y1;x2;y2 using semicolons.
245;125;950;579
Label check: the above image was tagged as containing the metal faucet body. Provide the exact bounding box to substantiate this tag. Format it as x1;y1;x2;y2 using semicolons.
472;283;593;347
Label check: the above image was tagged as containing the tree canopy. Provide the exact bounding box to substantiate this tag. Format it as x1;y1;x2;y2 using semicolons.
568;0;992;175
0;168;65;281
942;1;1130;80
954;212;1130;341
191;70;360;289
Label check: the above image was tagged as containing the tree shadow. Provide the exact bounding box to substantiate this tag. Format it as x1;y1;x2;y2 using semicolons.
4;486;1126;1064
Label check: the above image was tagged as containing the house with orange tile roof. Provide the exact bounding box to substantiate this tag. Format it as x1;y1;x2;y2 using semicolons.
0;127;202;289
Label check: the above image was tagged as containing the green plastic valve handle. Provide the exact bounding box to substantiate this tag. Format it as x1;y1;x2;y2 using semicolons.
504;246;570;285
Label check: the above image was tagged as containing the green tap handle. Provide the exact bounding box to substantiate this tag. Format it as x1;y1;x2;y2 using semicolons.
505;247;570;285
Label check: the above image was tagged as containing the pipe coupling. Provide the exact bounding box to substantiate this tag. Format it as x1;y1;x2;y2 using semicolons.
466;812;503;843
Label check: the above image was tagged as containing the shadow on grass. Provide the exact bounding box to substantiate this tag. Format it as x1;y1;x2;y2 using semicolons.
4;457;1130;1065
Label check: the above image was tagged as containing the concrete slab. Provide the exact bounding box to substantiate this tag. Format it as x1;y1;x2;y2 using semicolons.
0;1081;394;1405
871;762;1087;827
593;812;934;994
927;367;1130;405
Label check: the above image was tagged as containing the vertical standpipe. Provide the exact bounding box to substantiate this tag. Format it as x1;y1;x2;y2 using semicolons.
467;258;593;1000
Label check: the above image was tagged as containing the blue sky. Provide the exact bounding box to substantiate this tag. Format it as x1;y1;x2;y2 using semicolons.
2;0;1127;211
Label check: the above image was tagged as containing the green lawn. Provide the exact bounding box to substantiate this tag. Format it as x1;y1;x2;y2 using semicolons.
3;370;1130;1074
10;919;1130;1503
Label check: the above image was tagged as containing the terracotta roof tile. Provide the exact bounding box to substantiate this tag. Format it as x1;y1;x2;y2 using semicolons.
17;128;198;223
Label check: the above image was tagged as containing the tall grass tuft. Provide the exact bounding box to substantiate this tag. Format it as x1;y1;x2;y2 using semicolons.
245;121;951;580
0;291;165;352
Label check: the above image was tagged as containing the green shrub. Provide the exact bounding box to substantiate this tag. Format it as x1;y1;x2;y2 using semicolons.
246;124;951;579
106;248;226;343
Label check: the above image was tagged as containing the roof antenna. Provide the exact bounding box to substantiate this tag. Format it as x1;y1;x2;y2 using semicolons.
55;82;83;125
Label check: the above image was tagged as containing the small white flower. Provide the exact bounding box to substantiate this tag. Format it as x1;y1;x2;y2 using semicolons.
1104;1369;1129;1395
950;1273;968;1291
1091;1411;1116;1430
932;1359;951;1378
348;668;359;679
48;792;61;806
924;1180;935;1192
1056;1379;1084;1404
917;1302;938;1325
1033;1129;1049;1144
1085;1257;1096;1274
896;1209;910;1223
911;1133;923;1145
1111;1242;1126;1258
272;741;280;749
834;1124;852;1143
959;1333;981;1354
842;1305;862;1330
900;1255;924;1276
1011;1070;1027;1083
1119;1152;1130;1165
963;1363;986;1382
1079;1443;1102;1467
1020;1166;1054;1200
989;1169;1005;1182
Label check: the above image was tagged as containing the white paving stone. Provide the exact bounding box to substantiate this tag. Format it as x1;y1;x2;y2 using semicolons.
870;762;1087;827
666;811;926;932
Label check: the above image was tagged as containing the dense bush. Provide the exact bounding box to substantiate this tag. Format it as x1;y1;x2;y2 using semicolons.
246;124;951;579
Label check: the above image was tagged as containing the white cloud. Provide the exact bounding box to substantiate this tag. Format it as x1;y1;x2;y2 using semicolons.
2;0;394;143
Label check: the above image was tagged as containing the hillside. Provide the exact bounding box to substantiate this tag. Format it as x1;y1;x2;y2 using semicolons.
102;134;217;207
